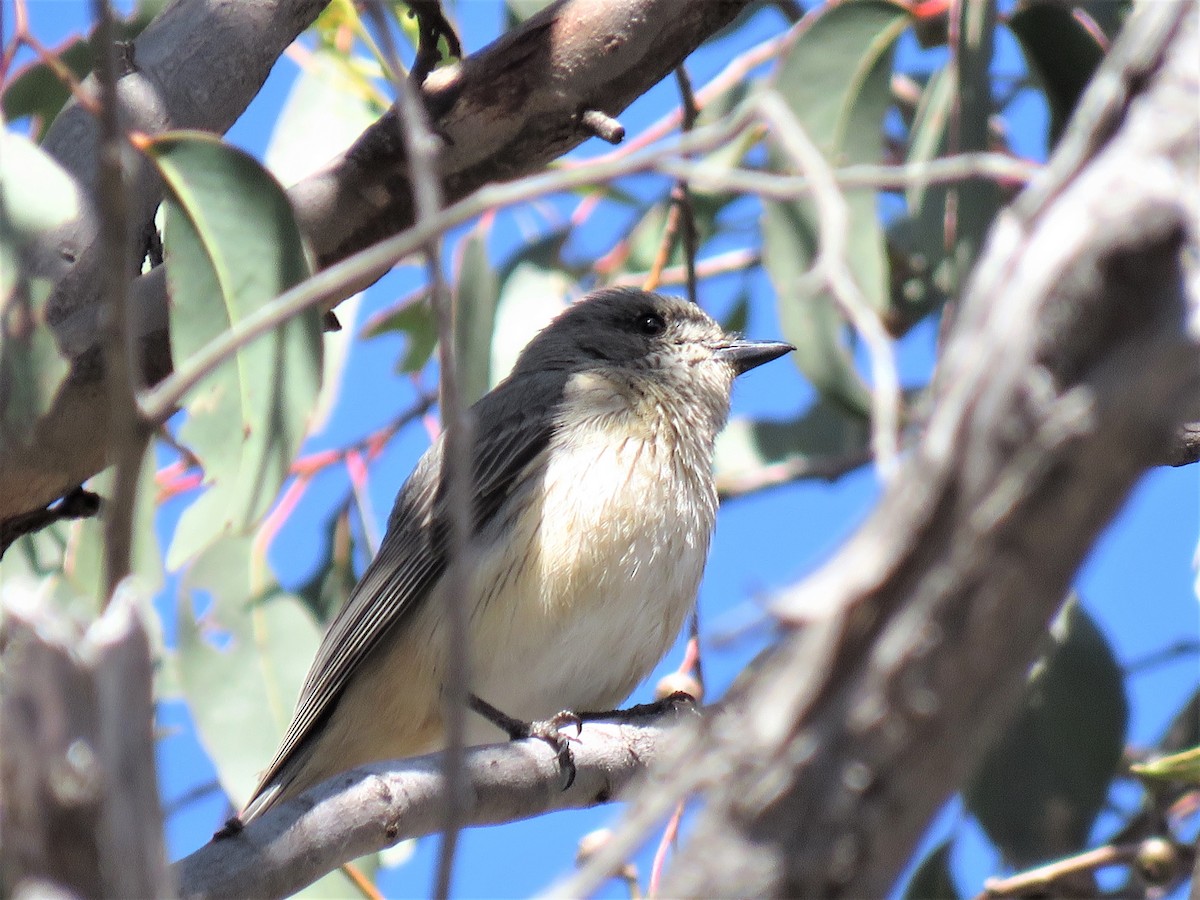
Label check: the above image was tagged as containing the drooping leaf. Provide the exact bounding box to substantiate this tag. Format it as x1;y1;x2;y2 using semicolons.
901;839;961;900
1157;688;1200;756
174;537;322;806
64;443;163;600
762;199;872;414
144;132;323;569
763;0;911;409
296;504;360;624
714;394;871;493
490;231;574;385
966;598;1129;866
1007;3;1107;148
454;225;500;407
886;65;959;331
0;132;80;447
363;295;438;374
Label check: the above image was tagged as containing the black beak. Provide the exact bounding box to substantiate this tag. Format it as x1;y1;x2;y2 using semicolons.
717;339;795;376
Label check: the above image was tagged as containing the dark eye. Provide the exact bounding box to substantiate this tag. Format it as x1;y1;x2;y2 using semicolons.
636;312;666;336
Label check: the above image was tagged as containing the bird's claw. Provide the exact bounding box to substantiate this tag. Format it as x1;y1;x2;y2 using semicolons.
520;710;583;790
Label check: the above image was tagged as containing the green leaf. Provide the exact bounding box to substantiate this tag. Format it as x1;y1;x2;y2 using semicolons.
902;840;960;900
714;395;871;491
885;65;959;331
1;0;169;137
762;199;872;414
297;505;359;624
145;132;323;569
0;132;80;448
64;444;163;600
764;0;910;408
366;297;438;374
0;131;82;247
491;232;574;385
175;537;322;806
619;191;731;281
1157;688;1200;755
454;226;499;407
1007;3;1107;148
1130;747;1200;786
966;598;1129;866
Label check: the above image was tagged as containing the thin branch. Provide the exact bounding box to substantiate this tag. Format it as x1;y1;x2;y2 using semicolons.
0;487;102;557
757;91;904;481
90;0;149;603
362;4;469;895
715;447;874;499
612;248;761;290
977;843;1140;898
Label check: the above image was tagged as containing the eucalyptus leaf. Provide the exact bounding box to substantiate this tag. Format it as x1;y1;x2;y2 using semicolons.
145;132;323;569
764;0;910;408
175;537;322;806
966;598;1128;866
454;226;500;407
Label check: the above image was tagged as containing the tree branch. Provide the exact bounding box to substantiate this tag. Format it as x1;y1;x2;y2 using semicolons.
556;2;1200;896
175;714;683;900
1;0;753;526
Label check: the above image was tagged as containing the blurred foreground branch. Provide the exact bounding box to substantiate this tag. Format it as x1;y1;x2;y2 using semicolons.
558;2;1200;896
0;582;168;898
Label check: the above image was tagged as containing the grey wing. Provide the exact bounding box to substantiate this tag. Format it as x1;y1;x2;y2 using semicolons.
244;371;568;810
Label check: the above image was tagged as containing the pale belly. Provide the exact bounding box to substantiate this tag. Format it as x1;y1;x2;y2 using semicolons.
460;427;714;740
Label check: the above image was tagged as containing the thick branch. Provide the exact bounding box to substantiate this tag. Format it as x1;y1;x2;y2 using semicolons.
175;715;679;900
654;4;1200;896
0;582;168;898
1;0;752;523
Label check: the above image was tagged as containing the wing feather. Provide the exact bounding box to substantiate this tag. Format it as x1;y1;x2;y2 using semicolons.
245;371;568;808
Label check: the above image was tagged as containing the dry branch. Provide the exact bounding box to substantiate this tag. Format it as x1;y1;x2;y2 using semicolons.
0;582;168;898
174;714;681;899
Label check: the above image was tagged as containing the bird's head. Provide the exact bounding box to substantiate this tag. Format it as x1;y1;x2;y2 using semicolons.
511;288;793;437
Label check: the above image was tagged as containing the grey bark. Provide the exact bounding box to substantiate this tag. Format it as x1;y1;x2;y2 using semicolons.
0;583;169;899
653;3;1200;896
174;714;681;899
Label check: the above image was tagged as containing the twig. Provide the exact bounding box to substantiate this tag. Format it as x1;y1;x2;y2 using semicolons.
363;4;469;896
91;0;149;603
715;447;874;499
977;843;1139;898
0;487;102;557
612;248;761;289
757;91;903;481
407;0;462;86
674;66;699;306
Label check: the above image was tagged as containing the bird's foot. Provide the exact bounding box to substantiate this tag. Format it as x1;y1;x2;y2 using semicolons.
470;695;583;790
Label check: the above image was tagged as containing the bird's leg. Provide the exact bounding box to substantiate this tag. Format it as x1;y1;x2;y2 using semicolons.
468;694;582;789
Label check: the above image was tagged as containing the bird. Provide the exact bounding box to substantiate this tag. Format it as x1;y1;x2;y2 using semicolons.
235;287;793;824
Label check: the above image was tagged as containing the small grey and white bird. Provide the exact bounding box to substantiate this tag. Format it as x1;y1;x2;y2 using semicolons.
238;287;792;822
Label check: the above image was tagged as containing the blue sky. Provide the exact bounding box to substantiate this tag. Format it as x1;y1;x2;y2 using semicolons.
6;1;1197;897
